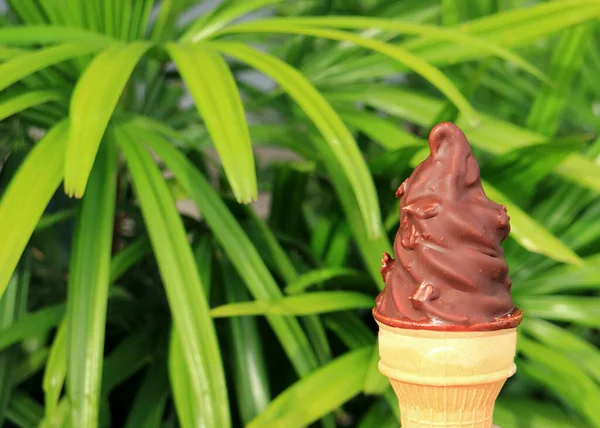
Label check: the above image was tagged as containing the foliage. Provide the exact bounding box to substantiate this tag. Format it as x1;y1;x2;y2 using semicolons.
0;0;599;427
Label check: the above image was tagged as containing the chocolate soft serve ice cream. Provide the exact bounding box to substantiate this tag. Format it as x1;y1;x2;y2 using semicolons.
373;122;522;427
373;122;522;331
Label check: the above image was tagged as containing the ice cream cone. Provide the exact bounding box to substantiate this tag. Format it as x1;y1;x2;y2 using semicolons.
376;321;518;428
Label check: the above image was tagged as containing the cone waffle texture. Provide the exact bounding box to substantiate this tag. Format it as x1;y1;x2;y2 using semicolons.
376;321;518;428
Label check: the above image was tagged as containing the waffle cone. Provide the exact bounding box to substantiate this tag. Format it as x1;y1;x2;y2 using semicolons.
376;321;518;428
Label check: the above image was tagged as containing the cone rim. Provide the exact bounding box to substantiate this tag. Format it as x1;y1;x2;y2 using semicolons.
372;306;522;331
379;361;517;386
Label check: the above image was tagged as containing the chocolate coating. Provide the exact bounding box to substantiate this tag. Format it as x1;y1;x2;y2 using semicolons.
373;122;522;331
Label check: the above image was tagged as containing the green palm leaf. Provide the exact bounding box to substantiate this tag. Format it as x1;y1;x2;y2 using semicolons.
527;24;591;136
6;0;46;24
117;126;230;428
182;0;283;42
339;109;424;150
0;90;62;121
363;346;388;395
65;0;84;28
210;291;373;317
0;305;65;351
554;154;600;192
0;26;113;45
513;254;600;295
309;131;392;285
221;17;546;82
128;119;319;376
64;41;150;198
166;43;257;203
248;347;372;428
518;296;600;328
65;139;117;428
168;332;196;428
150;0;184;42
483;182;582;265
216;25;479;125
522;318;600;383
518;336;600;427
358;399;396;428
6;392;44;428
284;268;368;294
39;398;70;428
109;235;151;282
42;321;66;420
404;0;600;65
242;205;335;427
117;0;132;41
100;328;157;395
0;121;68;298
0;43;105;92
494;397;586;428
210;41;383;238
38;0;69;25
0;261;30;424
123;359;169;428
327;1;600;83
220;262;271;424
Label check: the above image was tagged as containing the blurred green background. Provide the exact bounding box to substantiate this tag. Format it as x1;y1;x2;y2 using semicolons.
0;0;599;427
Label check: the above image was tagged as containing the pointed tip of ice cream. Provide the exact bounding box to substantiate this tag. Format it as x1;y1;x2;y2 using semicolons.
428;122;472;157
